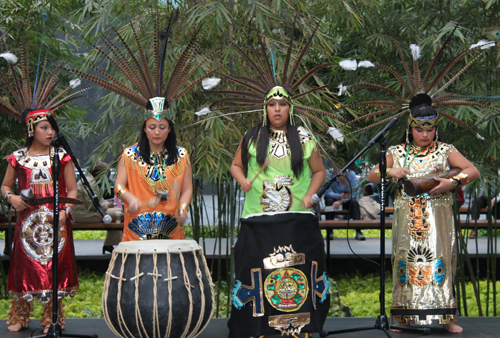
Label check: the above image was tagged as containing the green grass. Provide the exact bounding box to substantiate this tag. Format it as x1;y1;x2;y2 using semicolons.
0;269;498;319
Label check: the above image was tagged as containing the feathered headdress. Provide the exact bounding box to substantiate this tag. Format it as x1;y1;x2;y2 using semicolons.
342;26;497;136
0;44;85;137
71;11;219;122
204;23;346;130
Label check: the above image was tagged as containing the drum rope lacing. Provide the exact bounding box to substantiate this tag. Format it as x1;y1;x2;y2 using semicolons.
179;248;194;338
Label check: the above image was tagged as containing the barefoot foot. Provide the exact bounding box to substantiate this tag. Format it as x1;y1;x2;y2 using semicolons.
444;322;463;333
7;323;23;332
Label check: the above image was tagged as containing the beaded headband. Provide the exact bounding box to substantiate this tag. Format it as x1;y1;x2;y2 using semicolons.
263;86;294;126
144;97;170;121
25;109;51;137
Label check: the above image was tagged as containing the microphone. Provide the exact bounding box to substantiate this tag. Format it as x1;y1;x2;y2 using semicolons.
103;214;112;224
46;113;60;133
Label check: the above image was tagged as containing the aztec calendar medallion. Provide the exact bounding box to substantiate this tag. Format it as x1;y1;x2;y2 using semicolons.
21;206;66;265
264;268;309;312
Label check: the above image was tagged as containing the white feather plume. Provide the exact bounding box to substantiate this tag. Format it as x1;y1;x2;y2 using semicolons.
328;127;344;142
202;77;221;90
339;59;357;71
358;60;375;68
195;107;211;116
476;133;485;141
0;52;17;64
470;40;495;50
69;78;81;89
337;84;349;96
410;44;421;60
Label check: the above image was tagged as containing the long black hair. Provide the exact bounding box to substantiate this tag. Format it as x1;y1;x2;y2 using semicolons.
138;119;178;166
400;103;441;144
240;88;304;178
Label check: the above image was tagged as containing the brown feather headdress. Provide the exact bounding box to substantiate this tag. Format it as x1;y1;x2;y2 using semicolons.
0;44;86;137
70;11;219;122
205;23;347;130
343;27;498;137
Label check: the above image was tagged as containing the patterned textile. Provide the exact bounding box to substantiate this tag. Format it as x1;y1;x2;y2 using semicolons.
389;141;458;324
6;149;78;303
242;127;317;217
121;143;190;241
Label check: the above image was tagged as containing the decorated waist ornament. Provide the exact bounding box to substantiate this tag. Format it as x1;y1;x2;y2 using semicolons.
229;212;330;337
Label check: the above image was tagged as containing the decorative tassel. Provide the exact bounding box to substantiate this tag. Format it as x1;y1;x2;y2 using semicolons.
337;84;348;96
0;52;18;64
69;78;81;88
339;59;357;71
410;44;421;60
231;280;244;310
320;272;330;303
435;128;439;140
358;60;375;68
195;107;211;116
262;108;267;126
406;128;409;144
469;40;495;50
328;127;344;142
201;77;221;90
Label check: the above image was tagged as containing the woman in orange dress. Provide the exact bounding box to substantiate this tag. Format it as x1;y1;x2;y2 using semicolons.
114;99;192;241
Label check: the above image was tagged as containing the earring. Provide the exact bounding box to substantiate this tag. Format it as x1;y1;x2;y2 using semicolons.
262;110;267;126
405;128;409;144
435;128;438;140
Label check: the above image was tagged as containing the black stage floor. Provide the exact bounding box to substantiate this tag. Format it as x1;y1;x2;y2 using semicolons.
2;317;499;338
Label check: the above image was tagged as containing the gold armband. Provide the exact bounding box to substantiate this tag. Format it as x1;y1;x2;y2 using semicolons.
375;168;392;178
449;178;459;189
115;183;128;199
455;173;469;186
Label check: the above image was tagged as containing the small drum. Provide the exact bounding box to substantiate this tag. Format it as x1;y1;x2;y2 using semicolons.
102;240;214;338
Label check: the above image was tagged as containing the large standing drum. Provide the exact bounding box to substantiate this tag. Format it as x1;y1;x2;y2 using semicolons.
103;240;214;338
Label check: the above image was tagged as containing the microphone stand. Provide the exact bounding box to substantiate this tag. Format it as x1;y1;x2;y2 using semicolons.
32;132;98;338
315;119;430;337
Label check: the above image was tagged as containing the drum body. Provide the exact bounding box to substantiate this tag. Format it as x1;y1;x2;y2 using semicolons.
228;212;330;338
103;240;214;338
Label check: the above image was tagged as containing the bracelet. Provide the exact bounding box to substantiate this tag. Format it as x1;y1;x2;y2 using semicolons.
449;178;459;189
375;168;392;178
60;206;73;215
115;183;128;200
4;191;13;203
454;173;469;186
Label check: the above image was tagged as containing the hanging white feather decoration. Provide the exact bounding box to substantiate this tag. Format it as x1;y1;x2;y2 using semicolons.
202;77;221;90
470;40;495;50
0;52;18;64
337;84;348;96
339;59;357;71
410;44;421;60
195;107;211;116
328;127;344;142
476;133;485;141
69;78;81;88
358;60;375;68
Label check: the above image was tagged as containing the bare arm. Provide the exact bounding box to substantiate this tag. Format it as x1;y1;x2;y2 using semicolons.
367;154;410;183
115;156;140;212
430;148;480;194
1;163;30;211
175;164;193;223
231;141;252;192
60;160;77;223
302;147;325;208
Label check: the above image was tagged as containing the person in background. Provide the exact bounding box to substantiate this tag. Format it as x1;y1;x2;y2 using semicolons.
324;169;365;240
72;162;121;253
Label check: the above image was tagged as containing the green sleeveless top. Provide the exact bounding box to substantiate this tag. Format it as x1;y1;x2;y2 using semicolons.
242;127;318;217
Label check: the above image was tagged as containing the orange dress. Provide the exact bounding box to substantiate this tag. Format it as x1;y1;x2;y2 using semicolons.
121;143;190;241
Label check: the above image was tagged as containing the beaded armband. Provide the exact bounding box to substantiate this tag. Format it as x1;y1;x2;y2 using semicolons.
115;183;128;199
449;173;469;189
4;191;13;203
375;168;392;178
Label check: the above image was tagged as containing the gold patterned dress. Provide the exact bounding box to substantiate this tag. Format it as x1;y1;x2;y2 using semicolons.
389;141;458;324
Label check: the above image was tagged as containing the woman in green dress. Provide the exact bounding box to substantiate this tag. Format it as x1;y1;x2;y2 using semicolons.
231;86;325;217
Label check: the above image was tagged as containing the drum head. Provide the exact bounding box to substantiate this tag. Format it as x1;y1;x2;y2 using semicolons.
115;239;200;253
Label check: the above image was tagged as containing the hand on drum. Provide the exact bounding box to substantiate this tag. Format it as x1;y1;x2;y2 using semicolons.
126;196;141;213
9;195;30;211
389;168;411;179
240;178;252;193
174;209;186;229
429;177;453;195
